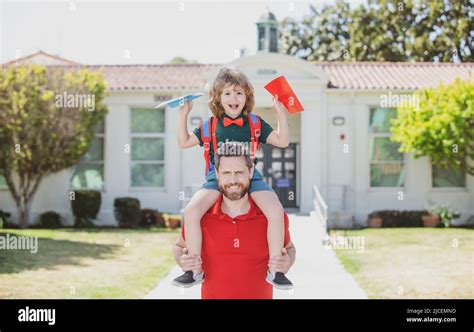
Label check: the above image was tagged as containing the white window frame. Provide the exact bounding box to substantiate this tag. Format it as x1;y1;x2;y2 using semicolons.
69;121;106;192
369;107;405;189
430;161;467;191
0;174;8;190
129;107;166;190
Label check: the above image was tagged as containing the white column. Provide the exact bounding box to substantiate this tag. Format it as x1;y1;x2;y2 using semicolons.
299;92;325;213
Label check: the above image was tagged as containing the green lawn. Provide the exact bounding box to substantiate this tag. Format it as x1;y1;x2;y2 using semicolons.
330;228;474;299
0;228;179;299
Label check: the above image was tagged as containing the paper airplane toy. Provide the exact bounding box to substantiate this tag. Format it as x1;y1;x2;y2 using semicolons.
264;76;304;114
155;92;205;109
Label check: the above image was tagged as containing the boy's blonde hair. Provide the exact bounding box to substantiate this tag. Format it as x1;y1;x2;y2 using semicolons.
208;67;255;119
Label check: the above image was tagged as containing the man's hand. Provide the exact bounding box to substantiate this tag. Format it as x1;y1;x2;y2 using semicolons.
268;248;292;274
179;100;193;115
179;248;202;272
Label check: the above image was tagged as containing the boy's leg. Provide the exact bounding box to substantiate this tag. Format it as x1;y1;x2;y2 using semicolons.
250;190;285;266
183;188;220;274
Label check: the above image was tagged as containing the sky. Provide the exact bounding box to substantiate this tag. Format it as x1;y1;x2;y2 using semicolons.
0;0;363;65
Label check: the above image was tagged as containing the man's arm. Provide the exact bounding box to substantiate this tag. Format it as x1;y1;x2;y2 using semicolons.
285;240;296;271
172;234;186;268
268;239;296;274
172;234;202;271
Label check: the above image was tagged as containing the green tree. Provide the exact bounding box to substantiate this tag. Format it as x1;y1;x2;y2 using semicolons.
0;65;108;228
349;0;413;61
281;1;352;61
168;56;198;64
391;78;474;175
281;0;473;62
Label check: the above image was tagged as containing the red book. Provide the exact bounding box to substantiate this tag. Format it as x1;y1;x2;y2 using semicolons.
264;76;304;114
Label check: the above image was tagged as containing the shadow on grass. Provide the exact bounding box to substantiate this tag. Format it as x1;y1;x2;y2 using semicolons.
0;233;121;274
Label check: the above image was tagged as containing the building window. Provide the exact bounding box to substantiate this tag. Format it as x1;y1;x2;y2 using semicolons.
258;26;265;51
432;164;465;188
369;107;404;187
130;108;165;187
70;121;105;190
270;27;278;52
0;174;7;189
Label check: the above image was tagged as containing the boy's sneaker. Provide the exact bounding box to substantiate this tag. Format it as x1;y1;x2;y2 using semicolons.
172;270;205;288
266;271;293;290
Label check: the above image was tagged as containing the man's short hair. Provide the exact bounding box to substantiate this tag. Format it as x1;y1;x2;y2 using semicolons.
215;142;253;171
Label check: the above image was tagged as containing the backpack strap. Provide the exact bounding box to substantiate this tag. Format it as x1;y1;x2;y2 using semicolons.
211;116;218;156
248;113;261;160
209;116;218;174
200;116;218;176
201;117;212;176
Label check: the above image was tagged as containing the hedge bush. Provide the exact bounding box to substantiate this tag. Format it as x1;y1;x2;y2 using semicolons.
71;190;101;228
114;197;141;228
140;209;166;228
0;210;11;229
370;210;427;227
36;211;63;228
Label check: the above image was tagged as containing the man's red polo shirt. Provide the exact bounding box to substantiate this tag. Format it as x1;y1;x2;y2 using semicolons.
182;193;291;299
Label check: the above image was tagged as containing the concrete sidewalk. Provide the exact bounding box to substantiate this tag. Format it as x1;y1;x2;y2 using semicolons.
144;213;367;299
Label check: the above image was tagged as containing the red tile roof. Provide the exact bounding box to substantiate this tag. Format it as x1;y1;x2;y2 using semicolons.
3;50;80;66
90;62;473;91
317;61;474;90
86;64;217;91
3;52;473;91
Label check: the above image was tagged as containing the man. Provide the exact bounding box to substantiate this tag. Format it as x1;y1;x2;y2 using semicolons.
172;142;296;299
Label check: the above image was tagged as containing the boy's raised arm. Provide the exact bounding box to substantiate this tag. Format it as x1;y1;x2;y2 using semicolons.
177;101;200;148
266;97;290;148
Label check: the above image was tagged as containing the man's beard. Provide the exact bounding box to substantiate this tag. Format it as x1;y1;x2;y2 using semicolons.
219;181;250;200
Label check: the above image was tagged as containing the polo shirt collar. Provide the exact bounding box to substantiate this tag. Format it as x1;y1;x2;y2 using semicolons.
212;193;258;220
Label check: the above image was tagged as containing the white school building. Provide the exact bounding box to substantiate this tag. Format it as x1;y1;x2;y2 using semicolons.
1;13;473;228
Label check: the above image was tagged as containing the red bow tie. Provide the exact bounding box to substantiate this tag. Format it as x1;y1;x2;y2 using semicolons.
223;117;244;127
